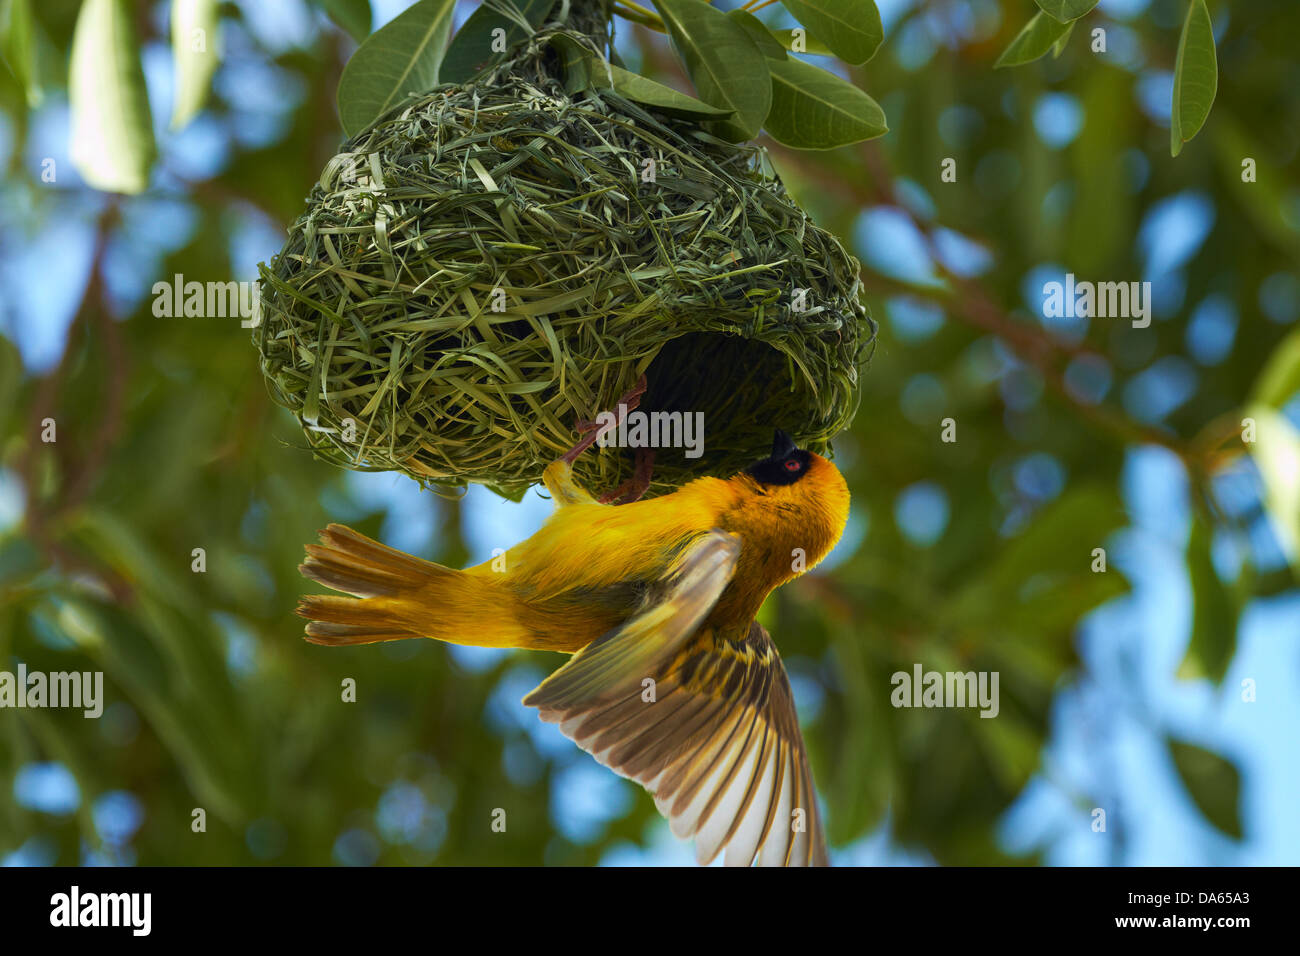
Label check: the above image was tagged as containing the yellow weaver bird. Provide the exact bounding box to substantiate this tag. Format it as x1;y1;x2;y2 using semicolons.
296;428;850;866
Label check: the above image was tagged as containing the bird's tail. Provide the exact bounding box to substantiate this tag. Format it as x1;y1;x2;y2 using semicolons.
296;523;499;647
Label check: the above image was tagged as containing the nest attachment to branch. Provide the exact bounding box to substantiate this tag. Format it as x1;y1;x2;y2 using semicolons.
256;30;873;500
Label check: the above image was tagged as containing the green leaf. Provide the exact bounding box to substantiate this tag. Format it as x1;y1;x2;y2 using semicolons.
1051;19;1074;57
1033;0;1099;22
553;34;733;118
1250;327;1300;410
0;0;41;106
727;9;787;60
1168;739;1242;838
764;55;886;150
771;27;834;58
994;11;1073;68
170;0;221;129
441;0;556;84
1213;117;1300;262
337;0;455;138
69;0;157;194
1179;515;1237;683
1170;0;1217;157
1245;404;1300;567
548;31;592;93
779;0;882;64
652;0;770;142
597;61;735;119
313;0;373;43
947;484;1128;636
0;535;41;585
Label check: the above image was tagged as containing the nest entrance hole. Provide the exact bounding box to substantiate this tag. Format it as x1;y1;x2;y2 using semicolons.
629;332;795;472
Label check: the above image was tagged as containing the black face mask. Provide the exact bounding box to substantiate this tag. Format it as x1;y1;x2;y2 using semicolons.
746;430;812;486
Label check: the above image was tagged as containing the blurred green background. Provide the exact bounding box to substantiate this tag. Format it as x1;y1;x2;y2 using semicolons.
1;0;1299;865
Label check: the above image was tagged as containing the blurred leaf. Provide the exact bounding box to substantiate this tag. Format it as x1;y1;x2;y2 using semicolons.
1170;0;1217;157
1244;404;1300;567
337;0;455;138
1213;116;1300;261
0;535;41;585
824;622;892;843
1033;0;1098;22
974;711;1041;791
1168;739;1242;838
1249;327;1300;410
1179;514;1237;683
170;0;221;130
765;55;886;150
0;0;40;106
69;0;156;194
313;0;373;42
1068;65;1135;274
441;0;555;84
1051;19;1074;57
994;12;1073;68
77;598;255;822
0;333;20;416
779;0;882;65
948;484;1128;630
652;0;770;141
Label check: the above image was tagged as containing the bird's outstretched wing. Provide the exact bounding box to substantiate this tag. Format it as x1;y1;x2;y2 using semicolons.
522;530;828;866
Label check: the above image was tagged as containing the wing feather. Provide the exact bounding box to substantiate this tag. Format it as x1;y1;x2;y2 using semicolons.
523;530;828;866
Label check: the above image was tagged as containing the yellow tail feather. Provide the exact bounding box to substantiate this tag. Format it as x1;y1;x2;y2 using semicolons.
297;523;493;647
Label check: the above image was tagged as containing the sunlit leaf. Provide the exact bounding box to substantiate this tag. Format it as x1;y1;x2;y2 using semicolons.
69;0;157;194
599;62;734;118
1033;0;1098;22
765;55;886;150
1051;19;1074;57
337;0;455;137
0;0;41;106
652;0;770;141
1170;0;1217;157
170;0;221;129
995;11;1073;68
550;32;731;117
1249;327;1300;410
1245;404;1300;567
771;27;834;58
779;0;882;64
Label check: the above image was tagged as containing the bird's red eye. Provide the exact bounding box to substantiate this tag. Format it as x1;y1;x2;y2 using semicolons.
784;459;801;472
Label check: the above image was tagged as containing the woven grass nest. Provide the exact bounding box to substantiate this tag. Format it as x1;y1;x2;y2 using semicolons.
256;29;872;500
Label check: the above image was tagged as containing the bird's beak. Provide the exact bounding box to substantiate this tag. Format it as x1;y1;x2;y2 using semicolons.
771;429;798;458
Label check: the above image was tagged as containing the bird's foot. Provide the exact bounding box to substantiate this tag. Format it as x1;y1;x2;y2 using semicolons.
562;374;648;465
598;447;655;505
